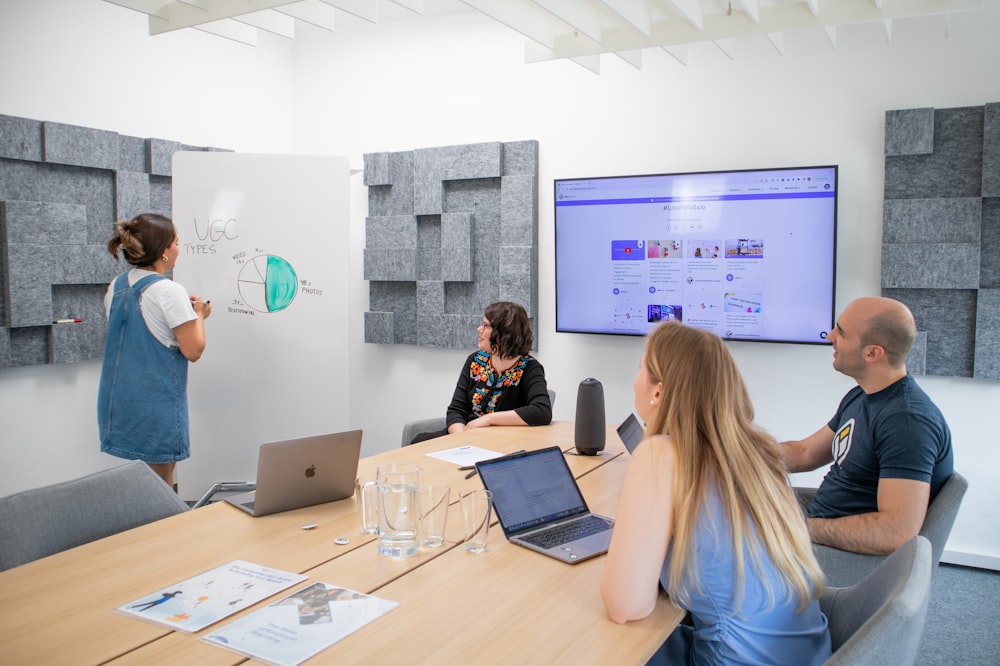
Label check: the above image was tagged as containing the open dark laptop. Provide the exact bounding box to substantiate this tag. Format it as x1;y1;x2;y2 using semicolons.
617;413;645;454
225;429;362;517
474;446;614;564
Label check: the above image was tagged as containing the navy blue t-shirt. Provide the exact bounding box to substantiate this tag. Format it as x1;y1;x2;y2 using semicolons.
808;374;953;519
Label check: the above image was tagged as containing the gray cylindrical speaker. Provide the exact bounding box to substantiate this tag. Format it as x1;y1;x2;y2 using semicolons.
574;377;606;456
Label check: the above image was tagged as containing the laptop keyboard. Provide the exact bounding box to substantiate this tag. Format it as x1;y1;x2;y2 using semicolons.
520;515;611;549
241;500;255;511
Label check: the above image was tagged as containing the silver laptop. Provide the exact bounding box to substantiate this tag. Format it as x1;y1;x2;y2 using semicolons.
474;446;615;564
617;413;644;454
225;430;363;517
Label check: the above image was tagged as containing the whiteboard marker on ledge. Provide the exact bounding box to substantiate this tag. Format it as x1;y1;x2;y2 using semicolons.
53;318;82;324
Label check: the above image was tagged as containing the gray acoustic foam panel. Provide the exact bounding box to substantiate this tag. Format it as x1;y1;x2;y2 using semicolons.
882;103;1000;380
0;113;227;369
363;141;539;349
974;289;1000;380
885;108;935;157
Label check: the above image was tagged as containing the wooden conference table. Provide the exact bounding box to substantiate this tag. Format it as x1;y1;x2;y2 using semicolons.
0;422;683;665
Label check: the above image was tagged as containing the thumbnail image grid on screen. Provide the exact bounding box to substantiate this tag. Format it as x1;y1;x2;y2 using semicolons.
554;165;837;345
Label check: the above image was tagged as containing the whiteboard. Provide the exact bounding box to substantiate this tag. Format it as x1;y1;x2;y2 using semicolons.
172;152;351;499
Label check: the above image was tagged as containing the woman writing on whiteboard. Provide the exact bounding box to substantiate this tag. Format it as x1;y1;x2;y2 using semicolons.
98;213;212;488
601;321;830;664
409;301;551;444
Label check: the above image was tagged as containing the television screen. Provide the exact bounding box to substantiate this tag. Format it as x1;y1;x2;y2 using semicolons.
554;165;837;345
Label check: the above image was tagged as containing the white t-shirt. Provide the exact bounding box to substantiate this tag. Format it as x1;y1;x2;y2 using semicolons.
104;268;198;349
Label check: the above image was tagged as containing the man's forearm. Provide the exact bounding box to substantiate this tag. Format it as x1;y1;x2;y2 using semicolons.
807;513;913;556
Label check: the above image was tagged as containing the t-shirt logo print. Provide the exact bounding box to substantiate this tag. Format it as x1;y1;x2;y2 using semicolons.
832;419;854;466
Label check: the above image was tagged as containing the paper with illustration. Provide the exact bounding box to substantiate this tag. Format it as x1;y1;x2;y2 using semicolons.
202;582;398;666
116;560;307;632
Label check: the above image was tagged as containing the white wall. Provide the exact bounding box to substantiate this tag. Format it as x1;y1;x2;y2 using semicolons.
0;0;298;497
2;0;999;567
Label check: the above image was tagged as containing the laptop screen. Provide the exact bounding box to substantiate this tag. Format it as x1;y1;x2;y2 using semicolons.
617;413;645;454
476;447;589;534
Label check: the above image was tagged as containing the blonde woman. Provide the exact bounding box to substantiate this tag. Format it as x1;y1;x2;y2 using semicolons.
601;322;830;664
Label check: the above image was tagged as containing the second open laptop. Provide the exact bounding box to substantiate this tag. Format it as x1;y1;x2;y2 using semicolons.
225;429;363;517
474;446;615;564
617;413;645;454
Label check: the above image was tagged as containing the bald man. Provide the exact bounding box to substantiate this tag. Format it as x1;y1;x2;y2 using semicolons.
783;296;953;556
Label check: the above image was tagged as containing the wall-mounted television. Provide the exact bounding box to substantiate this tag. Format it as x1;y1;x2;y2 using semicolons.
554;165;837;345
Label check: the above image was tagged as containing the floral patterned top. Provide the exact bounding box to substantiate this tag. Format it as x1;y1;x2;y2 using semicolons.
446;350;552;428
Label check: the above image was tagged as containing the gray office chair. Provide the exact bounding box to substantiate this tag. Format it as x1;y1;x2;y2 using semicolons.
0;460;189;571
821;535;932;666
401;389;556;447
798;471;967;587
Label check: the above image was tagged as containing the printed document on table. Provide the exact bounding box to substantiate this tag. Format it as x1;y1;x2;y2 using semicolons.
202;582;399;666
116;560;307;632
425;445;504;466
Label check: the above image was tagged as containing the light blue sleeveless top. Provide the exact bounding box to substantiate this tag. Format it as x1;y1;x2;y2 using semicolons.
98;273;190;464
650;488;831;666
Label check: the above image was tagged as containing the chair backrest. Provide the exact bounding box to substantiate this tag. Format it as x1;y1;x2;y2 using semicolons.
400;388;558;447
401;416;447;447
821;535;932;666
920;471;967;567
802;471;967;587
0;460;189;571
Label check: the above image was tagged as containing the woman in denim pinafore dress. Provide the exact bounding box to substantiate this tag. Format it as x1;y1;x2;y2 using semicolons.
98;213;211;488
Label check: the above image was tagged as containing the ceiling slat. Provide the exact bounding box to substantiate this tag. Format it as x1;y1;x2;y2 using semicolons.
318;0;378;24
614;48;643;69
235;10;297;38
191;18;259;45
148;0;302;34
275;1;336;31
460;0;561;50
532;0;604;44
102;0;988;75
600;0;652;36
525;0;983;61
390;0;424;15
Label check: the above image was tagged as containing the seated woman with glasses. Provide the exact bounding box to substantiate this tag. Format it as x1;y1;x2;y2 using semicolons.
409;301;552;444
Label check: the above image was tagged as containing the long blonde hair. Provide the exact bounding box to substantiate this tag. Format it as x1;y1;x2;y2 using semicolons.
643;321;824;610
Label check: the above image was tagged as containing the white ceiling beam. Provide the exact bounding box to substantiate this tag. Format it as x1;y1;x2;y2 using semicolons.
824;24;837;48
613;49;643;69
527;0;983;60
599;0;651;36
461;0;560;50
191;18;259;45
883;18;893;43
532;0;604;43
737;0;760;24
275;1;336;31
712;39;735;60
235;10;296;38
570;54;601;74
661;43;687;65
102;0;169;20
806;0;820;16
765;31;784;54
390;0;423;15
666;0;703;30
147;0;303;34
944;12;952;37
318;0;378;23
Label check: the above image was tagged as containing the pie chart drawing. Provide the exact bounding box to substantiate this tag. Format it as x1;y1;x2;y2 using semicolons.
237;255;298;313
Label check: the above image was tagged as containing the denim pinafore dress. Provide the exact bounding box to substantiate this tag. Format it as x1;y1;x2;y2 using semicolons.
98;272;190;463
